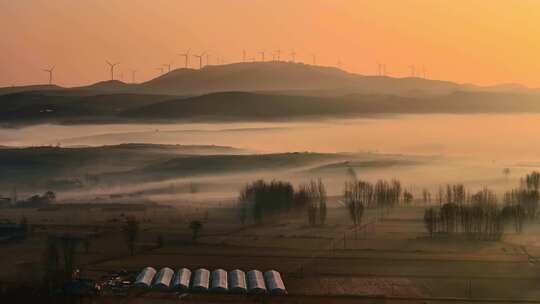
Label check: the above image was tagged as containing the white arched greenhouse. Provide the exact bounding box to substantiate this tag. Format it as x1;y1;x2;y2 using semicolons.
210;269;228;292
228;269;247;294
264;270;286;295
153;267;174;289
134;267;157;288
172;268;192;290
192;268;210;292
246;270;267;294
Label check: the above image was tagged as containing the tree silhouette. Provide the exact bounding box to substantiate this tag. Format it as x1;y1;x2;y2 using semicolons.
189;220;203;242
123;216;139;256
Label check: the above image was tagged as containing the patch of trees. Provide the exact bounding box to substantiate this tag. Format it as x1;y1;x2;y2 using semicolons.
189;220;203;242
343;179;405;226
237;179;327;225
424;188;509;240
42;234;84;292
422;174;540;241
123;216;139;256
14;191;56;208
296;179;327;226
343;179;414;227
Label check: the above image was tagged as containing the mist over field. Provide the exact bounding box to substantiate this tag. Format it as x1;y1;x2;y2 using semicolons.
2;114;540;160
3;2;540;301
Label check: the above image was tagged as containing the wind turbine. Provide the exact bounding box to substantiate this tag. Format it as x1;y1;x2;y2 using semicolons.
422;66;427;78
311;54;316;65
275;49;281;61
163;63;171;73
131;70;137;83
258;50;265;62
156;66;165;75
409;65;416;77
43;66;55;85
106;61;119;81
206;53;211;66
377;63;382;76
178;49;191;68
193;52;206;69
242;50;246;62
290;50;296;62
383;64;387;76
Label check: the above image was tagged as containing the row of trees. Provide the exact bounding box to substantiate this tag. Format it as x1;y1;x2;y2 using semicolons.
343;179;406;227
237;179;328;226
422;172;540;240
423;188;517;240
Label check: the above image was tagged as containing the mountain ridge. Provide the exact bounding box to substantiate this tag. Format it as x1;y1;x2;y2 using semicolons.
3;62;538;97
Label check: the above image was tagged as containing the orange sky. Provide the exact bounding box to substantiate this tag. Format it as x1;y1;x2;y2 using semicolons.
1;0;539;87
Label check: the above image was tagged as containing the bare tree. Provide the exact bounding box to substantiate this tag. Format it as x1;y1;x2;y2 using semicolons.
317;178;327;225
59;235;80;281
503;168;511;181
343;181;368;227
422;189;431;205
123;216;139;256
403;190;413;206
189;220;203;242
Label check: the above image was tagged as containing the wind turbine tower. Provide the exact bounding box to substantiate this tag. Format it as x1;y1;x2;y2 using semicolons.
243;50;246;62
275;49;281;61
259;50;265;62
179;49;191;68
409;65;416;77
131;70;137;83
106;61;119;81
156;67;165;75
290;50;297;62
43;66;55;85
193;52;206;69
163;63;171;73
311;54;316;65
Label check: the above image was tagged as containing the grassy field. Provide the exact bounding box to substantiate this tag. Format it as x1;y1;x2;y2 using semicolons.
3;203;540;302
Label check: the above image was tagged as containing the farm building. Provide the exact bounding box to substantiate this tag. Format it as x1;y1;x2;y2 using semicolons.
172;268;191;290
153;267;174;289
210;269;228;292
228;269;247;294
134;267;156;288
192;268;210;291
264;270;286;295
247;270;266;294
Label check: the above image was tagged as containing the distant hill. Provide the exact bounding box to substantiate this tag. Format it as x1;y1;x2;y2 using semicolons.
1;90;540;126
131;152;345;180
0;84;63;95
136;62;467;96
71;80;135;94
0;143;248;189
0;92;176;125
124;91;540;121
4;62;537;98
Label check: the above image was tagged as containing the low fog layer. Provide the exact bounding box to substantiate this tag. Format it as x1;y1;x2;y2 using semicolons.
2;114;540;160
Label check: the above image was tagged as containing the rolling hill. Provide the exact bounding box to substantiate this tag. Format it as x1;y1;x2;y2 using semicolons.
5;62;536;98
1;90;540;126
